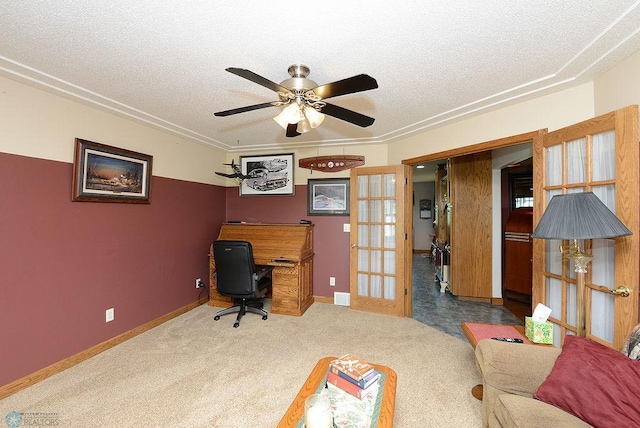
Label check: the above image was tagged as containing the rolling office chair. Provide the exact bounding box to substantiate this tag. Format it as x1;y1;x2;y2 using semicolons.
212;240;272;328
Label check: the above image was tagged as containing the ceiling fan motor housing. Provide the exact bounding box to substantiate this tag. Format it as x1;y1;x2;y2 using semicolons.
280;64;318;92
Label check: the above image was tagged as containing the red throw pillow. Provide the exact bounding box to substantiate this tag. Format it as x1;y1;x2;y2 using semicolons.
534;335;640;427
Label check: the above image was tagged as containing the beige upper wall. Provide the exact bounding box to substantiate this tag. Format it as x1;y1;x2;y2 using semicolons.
387;83;595;164
3;49;639;186
594;50;640;116
0;75;227;186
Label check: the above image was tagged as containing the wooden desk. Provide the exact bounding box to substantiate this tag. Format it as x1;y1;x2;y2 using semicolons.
277;356;397;428
209;223;314;316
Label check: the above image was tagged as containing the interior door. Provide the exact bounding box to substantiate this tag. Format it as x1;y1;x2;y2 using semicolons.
349;165;411;317
449;151;493;299
532;105;639;349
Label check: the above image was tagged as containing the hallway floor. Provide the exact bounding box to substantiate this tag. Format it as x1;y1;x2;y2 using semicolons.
411;254;524;341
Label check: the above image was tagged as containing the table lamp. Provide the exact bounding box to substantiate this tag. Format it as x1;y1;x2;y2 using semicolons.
531;192;632;337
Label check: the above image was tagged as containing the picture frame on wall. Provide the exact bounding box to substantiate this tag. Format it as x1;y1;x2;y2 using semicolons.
239;153;295;196
307;178;350;216
72;138;153;203
419;199;432;219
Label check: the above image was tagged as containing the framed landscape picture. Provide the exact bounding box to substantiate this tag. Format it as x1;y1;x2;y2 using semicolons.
72;138;153;203
239;153;295;196
307;178;350;216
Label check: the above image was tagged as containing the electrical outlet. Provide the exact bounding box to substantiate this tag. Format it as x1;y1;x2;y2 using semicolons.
329;277;336;286
195;278;205;289
105;308;114;323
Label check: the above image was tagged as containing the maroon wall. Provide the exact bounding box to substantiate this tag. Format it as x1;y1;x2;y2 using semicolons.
0;152;225;386
225;187;350;298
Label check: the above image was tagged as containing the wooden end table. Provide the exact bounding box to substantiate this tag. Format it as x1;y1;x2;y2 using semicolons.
277;356;397;427
461;322;532;348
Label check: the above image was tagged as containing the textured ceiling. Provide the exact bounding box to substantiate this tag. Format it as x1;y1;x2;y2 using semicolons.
1;1;640;153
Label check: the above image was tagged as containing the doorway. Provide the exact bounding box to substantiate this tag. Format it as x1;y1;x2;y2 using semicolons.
411;156;533;323
501;157;533;322
406;130;543;322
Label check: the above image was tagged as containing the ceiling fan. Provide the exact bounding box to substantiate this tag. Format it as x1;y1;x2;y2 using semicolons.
214;64;378;137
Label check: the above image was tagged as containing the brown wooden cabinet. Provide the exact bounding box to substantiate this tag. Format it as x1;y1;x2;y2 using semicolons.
503;208;533;296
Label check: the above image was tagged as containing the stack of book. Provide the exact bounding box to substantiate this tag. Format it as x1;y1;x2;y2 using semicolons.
326;354;381;399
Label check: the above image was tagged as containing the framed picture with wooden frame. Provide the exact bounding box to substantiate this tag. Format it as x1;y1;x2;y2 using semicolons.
72;138;153;203
307;178;350;216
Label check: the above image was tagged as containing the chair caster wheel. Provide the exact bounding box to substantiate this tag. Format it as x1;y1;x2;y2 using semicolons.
262;315;268;320
214;316;220;321
233;322;239;328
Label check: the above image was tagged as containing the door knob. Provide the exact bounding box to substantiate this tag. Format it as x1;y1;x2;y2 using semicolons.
610;285;630;297
351;244;357;248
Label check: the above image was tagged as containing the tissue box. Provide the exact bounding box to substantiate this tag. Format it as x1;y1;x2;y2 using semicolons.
525;317;553;344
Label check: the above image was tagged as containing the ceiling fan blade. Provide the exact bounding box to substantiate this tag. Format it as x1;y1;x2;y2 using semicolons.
311;74;378;99
226;68;292;94
286;123;301;138
321;103;375;127
214;102;276;117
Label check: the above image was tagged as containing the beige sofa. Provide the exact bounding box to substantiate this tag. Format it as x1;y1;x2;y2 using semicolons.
474;339;591;428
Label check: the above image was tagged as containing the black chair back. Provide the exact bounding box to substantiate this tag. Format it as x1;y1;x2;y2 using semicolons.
213;240;260;298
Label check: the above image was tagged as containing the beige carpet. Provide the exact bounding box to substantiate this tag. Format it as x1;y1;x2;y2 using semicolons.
0;302;482;427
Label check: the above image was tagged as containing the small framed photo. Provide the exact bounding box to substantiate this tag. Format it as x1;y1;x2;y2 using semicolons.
420;199;432;219
307;178;350;216
239;153;295;196
72;138;153;203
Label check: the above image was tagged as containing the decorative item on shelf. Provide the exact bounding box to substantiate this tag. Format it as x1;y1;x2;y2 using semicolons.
531;192;632;337
298;155;365;173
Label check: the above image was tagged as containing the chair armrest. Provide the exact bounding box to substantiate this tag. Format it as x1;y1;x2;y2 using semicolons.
476;339;562;428
476;338;561;396
254;266;273;281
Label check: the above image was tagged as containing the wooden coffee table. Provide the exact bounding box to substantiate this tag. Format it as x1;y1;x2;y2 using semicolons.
277;356;397;427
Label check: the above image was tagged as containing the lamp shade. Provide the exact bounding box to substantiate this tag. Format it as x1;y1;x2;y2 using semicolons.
273;103;303;129
532;192;632;240
296;118;311;134
303;105;325;128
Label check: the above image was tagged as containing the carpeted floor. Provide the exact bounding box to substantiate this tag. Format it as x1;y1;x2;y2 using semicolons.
0;303;483;427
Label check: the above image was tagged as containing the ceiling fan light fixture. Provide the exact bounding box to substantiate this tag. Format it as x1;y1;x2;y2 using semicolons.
273;103;303;129
303;105;325;128
297;118;311;134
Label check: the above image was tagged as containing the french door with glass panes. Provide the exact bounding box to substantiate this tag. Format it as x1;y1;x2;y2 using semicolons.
349;165;412;317
532;105;639;349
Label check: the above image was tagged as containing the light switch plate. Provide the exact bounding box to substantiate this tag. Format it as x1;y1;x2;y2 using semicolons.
343;223;350;232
